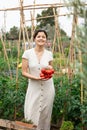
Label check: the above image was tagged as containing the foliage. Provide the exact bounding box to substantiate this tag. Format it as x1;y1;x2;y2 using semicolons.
53;52;68;71
6;26;19;40
52;75;87;129
60;121;74;130
11;46;18;58
0;58;9;71
21;118;33;124
0;61;87;129
76;27;87;128
0;71;27;120
62;0;87;128
0;40;3;51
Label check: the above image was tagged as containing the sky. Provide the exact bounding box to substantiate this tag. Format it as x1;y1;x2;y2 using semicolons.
0;0;85;36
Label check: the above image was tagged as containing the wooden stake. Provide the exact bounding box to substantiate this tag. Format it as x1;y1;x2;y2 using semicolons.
68;7;78;80
0;35;12;79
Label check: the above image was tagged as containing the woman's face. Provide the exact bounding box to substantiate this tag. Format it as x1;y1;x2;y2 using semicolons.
34;32;47;46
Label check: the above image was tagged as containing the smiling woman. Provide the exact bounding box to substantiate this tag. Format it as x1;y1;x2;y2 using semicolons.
22;29;55;130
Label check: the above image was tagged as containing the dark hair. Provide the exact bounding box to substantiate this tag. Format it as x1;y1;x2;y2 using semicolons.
33;29;48;40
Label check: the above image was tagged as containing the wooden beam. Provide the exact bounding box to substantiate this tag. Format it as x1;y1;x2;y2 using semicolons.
0;119;36;130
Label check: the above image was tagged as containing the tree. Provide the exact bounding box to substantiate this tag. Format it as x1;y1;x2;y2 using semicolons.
36;7;57;28
6;26;19;40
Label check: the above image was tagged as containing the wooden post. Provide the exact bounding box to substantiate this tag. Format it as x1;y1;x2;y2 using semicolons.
68;7;78;80
53;7;63;70
20;0;26;50
19;0;31;50
0;35;12;79
30;0;36;44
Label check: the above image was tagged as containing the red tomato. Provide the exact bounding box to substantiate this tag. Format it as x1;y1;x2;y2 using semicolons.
51;69;54;74
45;69;54;74
40;73;44;77
48;75;52;78
44;74;49;78
45;69;52;74
40;68;54;79
41;68;46;74
44;74;52;79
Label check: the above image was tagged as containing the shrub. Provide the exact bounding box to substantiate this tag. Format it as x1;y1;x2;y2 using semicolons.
60;121;74;130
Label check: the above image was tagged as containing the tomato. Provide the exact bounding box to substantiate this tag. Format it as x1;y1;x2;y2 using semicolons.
40;68;54;79
45;69;52;74
41;68;46;74
48;75;52;78
40;73;44;77
44;74;52;79
51;69;54;74
44;69;54;75
44;74;48;78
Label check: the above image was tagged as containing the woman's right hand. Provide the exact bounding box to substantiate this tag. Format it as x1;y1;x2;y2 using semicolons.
34;76;51;81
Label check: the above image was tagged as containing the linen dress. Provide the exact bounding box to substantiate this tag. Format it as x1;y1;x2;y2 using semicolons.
22;48;55;130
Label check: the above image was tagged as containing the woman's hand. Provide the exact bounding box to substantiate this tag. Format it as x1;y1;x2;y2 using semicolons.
41;76;52;81
34;76;43;80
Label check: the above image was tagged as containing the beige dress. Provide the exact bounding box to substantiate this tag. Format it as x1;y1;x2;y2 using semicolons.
22;48;55;130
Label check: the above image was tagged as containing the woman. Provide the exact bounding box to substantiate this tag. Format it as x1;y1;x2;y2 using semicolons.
22;29;55;130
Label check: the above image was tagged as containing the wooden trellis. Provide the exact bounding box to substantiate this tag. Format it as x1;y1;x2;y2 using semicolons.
68;6;78;79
